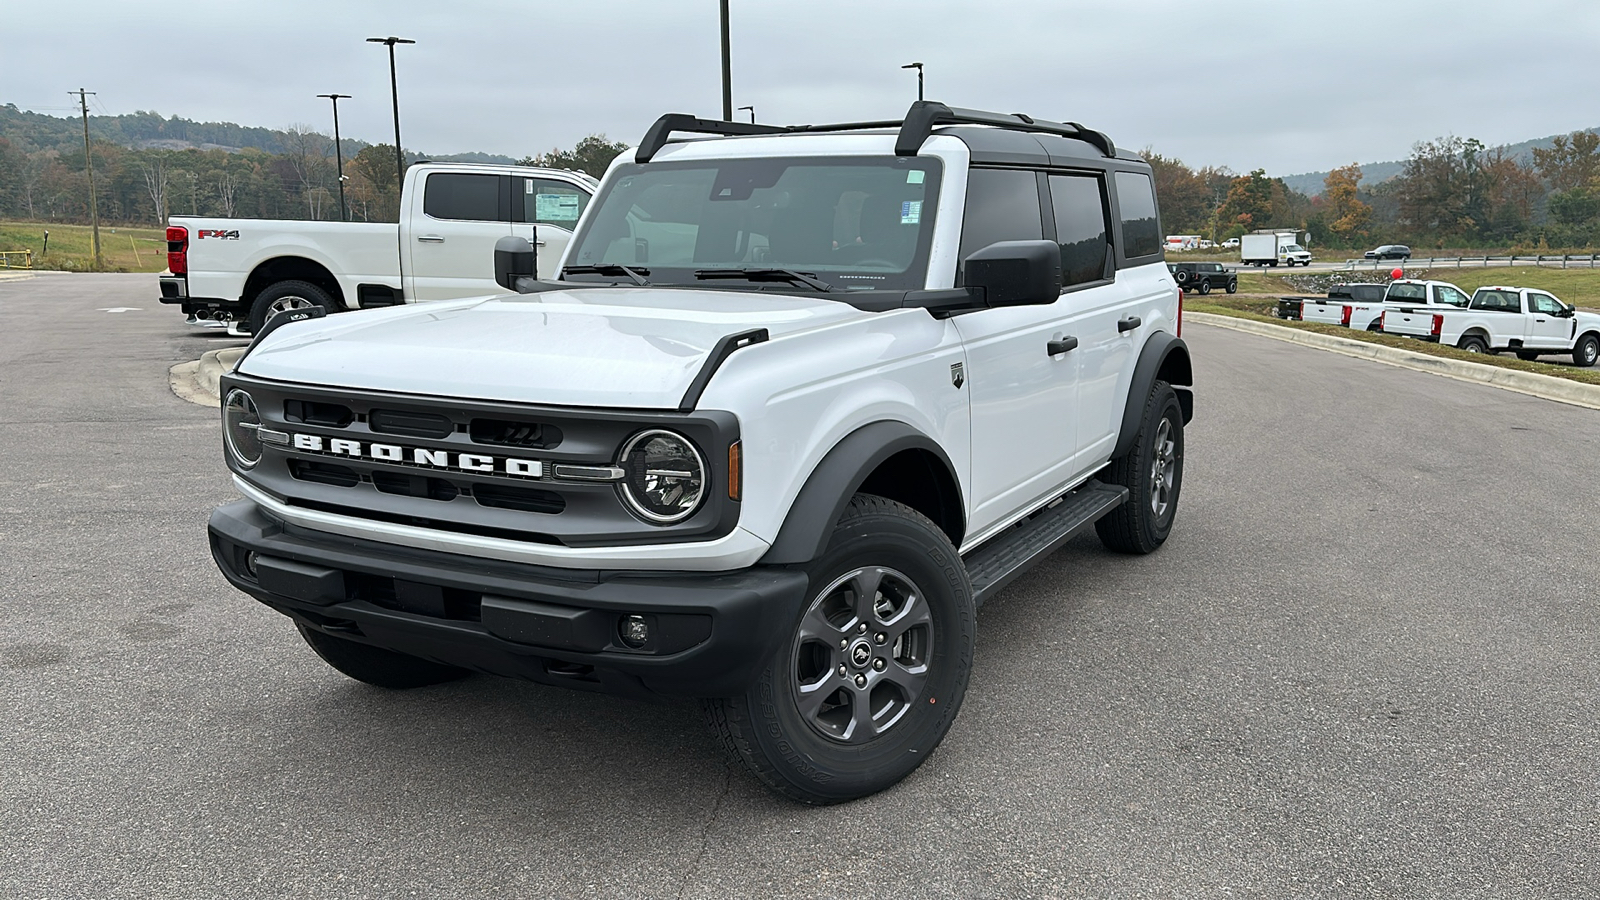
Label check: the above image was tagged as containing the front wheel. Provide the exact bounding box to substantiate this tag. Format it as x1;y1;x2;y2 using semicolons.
1226;280;1238;294
1096;381;1184;554
1574;333;1600;368
705;495;974;804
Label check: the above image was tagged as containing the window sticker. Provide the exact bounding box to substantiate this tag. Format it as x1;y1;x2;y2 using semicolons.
525;180;536;194
900;200;922;224
536;193;582;221
906;170;925;184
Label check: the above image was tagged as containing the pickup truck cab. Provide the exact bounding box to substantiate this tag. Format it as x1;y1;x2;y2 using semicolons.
204;102;1193;803
159;162;598;333
1278;279;1469;330
1380;285;1600;366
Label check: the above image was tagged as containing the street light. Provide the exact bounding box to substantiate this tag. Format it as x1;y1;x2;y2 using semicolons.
367;36;415;198
901;62;924;101
317;93;351;221
719;0;733;120
737;105;755;124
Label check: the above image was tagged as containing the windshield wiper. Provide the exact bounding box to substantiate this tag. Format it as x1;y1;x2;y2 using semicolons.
693;267;833;292
561;264;651;286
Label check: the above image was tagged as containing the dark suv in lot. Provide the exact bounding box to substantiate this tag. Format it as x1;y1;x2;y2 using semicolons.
1167;261;1237;294
1364;244;1411;260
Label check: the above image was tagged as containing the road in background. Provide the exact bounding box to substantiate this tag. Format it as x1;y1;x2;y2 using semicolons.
3;275;1597;898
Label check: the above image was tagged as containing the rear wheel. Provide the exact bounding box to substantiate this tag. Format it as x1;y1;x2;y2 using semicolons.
705;495;974;804
296;623;470;689
1574;333;1599;367
1197;280;1211;295
248;279;335;335
1458;335;1489;354
1096;381;1184;555
1516;350;1541;361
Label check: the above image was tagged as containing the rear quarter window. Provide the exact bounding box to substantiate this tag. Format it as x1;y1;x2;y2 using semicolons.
1113;171;1161;260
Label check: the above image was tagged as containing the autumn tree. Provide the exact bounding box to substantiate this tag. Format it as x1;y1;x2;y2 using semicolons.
1532;131;1600;192
1216;169;1275;236
1322;163;1371;245
520;135;629;179
1138;150;1211;234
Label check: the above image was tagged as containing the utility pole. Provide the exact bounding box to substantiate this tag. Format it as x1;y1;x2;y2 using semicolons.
71;88;102;269
318;93;352;221
719;0;733;120
901;62;924;102
367;37;415;201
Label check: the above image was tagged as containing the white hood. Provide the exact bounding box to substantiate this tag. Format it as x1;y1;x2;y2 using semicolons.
236;287;863;409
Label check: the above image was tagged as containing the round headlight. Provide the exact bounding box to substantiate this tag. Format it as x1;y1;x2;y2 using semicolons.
223;389;263;467
618;429;707;524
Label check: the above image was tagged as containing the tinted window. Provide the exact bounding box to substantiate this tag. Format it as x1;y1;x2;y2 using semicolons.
1435;285;1470;307
424;173;502;221
1048;173;1109;288
1388;283;1426;301
522;177;590;229
1353;285;1384;302
957;168;1043;283
1113;171;1160;258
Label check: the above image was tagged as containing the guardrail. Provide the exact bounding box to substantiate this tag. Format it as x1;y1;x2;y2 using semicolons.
0;250;33;269
1338;254;1600;271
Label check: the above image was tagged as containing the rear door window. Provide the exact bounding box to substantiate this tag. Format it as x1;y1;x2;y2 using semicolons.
1113;171;1161;259
1046;173;1110;288
957;168;1044;283
423;173;504;222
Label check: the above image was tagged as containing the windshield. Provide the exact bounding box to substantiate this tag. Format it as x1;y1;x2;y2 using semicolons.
564;156;943;291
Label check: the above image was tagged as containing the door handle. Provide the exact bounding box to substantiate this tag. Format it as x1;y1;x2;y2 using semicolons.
417;235;445;243
1117;316;1142;333
1047;336;1078;355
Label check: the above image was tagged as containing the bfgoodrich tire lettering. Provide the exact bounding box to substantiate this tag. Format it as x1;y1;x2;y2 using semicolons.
1096;380;1184;554
704;494;974;803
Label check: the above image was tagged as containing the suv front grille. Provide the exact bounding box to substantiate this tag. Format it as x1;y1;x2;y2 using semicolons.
470;417;563;449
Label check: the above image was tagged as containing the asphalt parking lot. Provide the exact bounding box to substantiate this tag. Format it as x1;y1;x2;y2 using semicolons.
3;273;1598;899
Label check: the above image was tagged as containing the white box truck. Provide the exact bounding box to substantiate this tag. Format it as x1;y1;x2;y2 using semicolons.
1241;232;1311;267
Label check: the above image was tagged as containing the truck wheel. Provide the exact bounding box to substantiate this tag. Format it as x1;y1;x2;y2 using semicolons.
704;495;974;804
1197;280;1211;295
1516;351;1541;361
1269;261;1278;267
1226;281;1237;294
1458;335;1488;354
249;280;335;335
295;622;470;689
1574;333;1600;367
1096;381;1183;555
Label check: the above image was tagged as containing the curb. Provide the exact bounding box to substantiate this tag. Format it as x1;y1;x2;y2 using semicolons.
0;271;36;282
169;347;245;408
1187;312;1600;411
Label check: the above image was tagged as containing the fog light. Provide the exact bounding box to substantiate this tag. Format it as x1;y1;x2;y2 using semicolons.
244;551;259;578
620;615;650;649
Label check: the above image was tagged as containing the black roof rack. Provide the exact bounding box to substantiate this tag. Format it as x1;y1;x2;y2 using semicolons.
634;101;1116;163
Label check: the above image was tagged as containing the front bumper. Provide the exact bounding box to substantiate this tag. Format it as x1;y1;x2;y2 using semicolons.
209;500;809;698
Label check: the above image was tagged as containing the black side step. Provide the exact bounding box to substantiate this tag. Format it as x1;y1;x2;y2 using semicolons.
963;481;1128;607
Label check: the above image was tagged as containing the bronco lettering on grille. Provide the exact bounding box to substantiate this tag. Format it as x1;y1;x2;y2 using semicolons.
288;433;542;478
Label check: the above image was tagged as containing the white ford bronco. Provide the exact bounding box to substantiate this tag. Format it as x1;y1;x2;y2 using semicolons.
207;102;1194;803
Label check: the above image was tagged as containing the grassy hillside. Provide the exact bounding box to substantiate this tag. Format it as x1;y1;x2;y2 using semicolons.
0;220;168;273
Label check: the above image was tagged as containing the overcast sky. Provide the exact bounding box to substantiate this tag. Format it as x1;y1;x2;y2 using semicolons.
8;0;1600;176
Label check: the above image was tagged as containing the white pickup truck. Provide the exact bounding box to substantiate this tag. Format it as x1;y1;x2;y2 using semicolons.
1280;279;1471;331
158;162;597;333
1380;285;1600;366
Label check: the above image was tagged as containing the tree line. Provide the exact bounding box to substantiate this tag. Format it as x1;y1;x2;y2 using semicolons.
1145;129;1600;252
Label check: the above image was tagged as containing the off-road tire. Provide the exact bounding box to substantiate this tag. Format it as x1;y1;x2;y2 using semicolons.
1197;280;1211;295
1096;380;1184;555
1458;335;1489;354
1573;333;1599;368
248;280;336;335
1226;280;1238;294
296;622;470;689
704;495;975;804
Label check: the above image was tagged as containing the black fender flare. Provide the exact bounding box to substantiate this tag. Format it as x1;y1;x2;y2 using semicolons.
760;421;959;566
1112;332;1193;460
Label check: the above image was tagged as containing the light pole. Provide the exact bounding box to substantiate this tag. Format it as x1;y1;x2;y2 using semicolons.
901;62;924;101
737;105;755;124
367;36;414;199
317;93;351;221
719;0;733;120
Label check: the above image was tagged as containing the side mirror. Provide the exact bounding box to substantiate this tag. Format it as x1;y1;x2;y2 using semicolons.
963;240;1062;307
494;235;537;290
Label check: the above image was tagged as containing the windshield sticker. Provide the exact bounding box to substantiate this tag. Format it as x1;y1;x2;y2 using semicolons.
900;200;922;224
536;193;582;221
906;170;925;184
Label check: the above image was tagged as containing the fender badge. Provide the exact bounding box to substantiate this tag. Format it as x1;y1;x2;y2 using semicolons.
950;362;965;389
